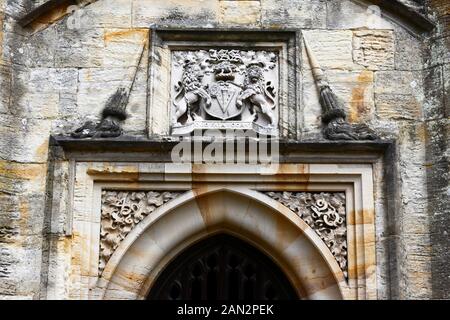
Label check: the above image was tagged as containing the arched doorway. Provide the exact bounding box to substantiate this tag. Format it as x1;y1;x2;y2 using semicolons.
97;189;346;300
147;234;299;300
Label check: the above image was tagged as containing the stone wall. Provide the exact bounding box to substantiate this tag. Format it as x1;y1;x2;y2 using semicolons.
0;0;448;299
425;0;450;300
0;0;49;300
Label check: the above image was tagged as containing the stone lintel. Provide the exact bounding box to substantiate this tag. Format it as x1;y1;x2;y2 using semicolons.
50;134;394;163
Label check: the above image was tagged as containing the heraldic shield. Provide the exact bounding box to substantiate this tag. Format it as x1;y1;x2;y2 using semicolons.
206;81;243;120
171;49;279;136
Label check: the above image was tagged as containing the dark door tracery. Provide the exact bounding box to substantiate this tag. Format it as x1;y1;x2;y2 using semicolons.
147;234;299;300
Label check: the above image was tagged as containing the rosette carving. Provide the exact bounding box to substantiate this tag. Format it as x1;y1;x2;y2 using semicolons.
264;191;348;277
99;190;183;275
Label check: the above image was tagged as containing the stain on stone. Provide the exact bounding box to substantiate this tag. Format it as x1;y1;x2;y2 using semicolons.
160;8;187;23
103;29;149;44
35;140;50;160
350;71;373;123
274;164;310;185
29;1;77;32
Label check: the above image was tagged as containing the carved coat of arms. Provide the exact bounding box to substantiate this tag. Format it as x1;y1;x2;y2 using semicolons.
171;49;279;135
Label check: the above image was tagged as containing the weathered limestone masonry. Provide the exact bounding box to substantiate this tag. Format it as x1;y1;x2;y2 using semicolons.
425;0;450;300
0;0;448;300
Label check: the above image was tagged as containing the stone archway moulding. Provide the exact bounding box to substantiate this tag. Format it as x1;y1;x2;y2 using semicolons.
99;188;346;300
55;162;377;300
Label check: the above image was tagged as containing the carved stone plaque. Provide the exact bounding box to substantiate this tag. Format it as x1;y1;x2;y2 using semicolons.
171;49;280;136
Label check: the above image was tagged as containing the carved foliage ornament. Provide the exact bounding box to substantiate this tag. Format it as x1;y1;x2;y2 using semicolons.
265;191;348;277
171;49;279;136
99;190;183;275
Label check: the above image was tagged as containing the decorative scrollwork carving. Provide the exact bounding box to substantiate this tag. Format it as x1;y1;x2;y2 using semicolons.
310;198;344;228
99;190;183;275
264;191;348;277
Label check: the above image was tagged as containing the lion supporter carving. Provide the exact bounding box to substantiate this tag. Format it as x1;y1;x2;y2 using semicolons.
171;49;279;136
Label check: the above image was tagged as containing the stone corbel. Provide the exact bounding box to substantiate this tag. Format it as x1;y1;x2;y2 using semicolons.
71;39;146;139
303;35;379;141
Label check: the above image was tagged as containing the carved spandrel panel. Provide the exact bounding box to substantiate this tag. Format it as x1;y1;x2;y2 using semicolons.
99;190;347;278
99;190;184;275
265;191;348;277
171;49;280;136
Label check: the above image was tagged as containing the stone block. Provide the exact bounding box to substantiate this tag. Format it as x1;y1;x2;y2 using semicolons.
301;75;322;136
401;234;432;299
401;119;428;148
426;35;450;68
27;68;78;94
85;0;132;28
123;65;148;134
353;30;395;70
1;31;29;66
16;92;59;120
302;69;375;126
0;0;447;302
58;92;78;118
376;94;422;121
330;70;375;123
394;26;424;71
12;68;78;120
375;71;423;121
55;25;104;68
261;0;326;28
326;0;394;30
302;30;359;71
220;1;261;26
0;160;48;195
132;0;219;28
22;27;58;68
76;62;147;133
3;238;43;299
423;66;445;120
77;68;128;117
0;115;52;163
0;24;57;67
425;119;449;164
102;28;148;68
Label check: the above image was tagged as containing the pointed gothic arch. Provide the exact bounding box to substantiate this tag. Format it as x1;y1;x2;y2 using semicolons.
146;233;300;300
93;188;347;300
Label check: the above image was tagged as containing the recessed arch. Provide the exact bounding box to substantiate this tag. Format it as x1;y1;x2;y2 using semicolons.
94;187;348;300
146;233;300;300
